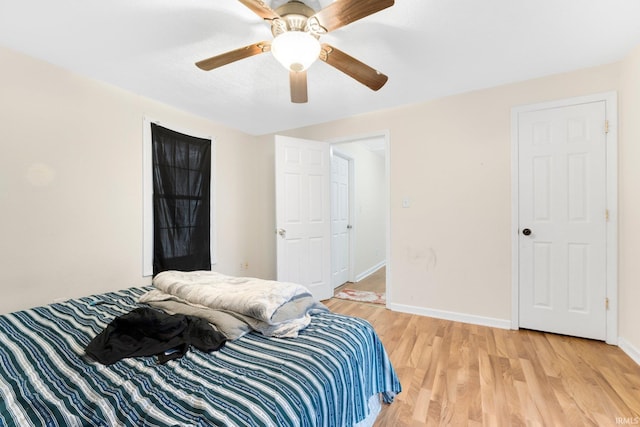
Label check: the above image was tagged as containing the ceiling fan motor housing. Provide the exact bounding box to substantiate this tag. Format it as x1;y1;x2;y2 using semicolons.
271;1;319;35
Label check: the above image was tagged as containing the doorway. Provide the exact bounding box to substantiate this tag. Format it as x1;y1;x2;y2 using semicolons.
330;133;389;302
511;92;618;344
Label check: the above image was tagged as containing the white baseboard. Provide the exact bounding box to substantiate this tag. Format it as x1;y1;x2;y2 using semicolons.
386;304;640;366
387;302;511;330
619;337;640;366
354;261;386;283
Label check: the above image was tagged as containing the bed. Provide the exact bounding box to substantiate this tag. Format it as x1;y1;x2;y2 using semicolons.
0;286;401;426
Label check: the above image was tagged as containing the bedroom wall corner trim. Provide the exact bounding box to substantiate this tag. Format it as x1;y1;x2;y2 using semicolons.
143;116;155;277
387;302;511;330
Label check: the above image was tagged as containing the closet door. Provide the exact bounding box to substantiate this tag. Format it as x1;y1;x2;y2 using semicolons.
517;101;607;340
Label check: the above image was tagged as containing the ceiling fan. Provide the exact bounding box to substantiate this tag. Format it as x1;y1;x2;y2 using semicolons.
195;0;394;103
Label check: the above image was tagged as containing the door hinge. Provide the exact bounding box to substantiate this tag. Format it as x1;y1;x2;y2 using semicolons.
605;209;609;221
604;120;609;134
606;297;610;310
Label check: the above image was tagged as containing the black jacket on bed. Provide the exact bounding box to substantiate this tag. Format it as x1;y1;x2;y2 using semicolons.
85;307;226;365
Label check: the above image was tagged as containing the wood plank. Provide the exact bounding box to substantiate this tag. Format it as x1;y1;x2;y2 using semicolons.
323;297;640;426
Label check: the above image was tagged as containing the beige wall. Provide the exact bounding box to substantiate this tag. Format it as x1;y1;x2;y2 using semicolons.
278;62;623;327
0;46;272;314
619;44;640;356
2;41;638;359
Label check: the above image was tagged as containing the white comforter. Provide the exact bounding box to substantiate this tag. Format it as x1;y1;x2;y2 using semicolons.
139;270;325;338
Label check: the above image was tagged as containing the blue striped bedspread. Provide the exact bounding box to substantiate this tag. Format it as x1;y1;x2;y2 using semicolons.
0;287;401;426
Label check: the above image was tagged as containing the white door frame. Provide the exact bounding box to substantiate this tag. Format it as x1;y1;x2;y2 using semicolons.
510;92;618;344
331;148;355;284
329;130;390;305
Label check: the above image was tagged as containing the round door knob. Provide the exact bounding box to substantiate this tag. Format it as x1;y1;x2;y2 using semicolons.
522;228;532;236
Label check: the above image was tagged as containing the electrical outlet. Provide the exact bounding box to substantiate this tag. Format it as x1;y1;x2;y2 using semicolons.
240;262;249;271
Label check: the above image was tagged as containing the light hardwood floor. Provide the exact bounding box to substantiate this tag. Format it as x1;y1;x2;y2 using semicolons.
335;267;386;295
325;272;640;426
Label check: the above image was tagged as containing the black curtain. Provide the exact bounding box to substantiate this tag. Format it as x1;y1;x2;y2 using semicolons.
151;123;211;275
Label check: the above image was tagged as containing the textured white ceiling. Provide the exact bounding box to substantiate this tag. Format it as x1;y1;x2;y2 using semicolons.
1;0;640;135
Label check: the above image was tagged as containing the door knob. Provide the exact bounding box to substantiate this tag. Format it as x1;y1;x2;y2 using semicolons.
522;228;532;236
347;224;353;229
276;228;286;237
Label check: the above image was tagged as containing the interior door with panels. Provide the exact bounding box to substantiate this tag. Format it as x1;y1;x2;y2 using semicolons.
275;135;332;301
517;100;608;341
331;151;350;288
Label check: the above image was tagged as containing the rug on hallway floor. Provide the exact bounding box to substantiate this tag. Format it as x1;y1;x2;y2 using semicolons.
333;289;386;305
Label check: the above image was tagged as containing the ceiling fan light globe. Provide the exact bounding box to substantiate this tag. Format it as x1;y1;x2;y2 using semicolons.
271;31;321;72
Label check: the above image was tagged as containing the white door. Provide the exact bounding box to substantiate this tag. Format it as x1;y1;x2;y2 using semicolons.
275;135;332;301
331;152;350;288
518;101;607;340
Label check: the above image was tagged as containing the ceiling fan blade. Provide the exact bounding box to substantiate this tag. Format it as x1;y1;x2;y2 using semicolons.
195;41;270;71
237;0;281;20
290;70;308;103
320;44;388;91
310;0;394;33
